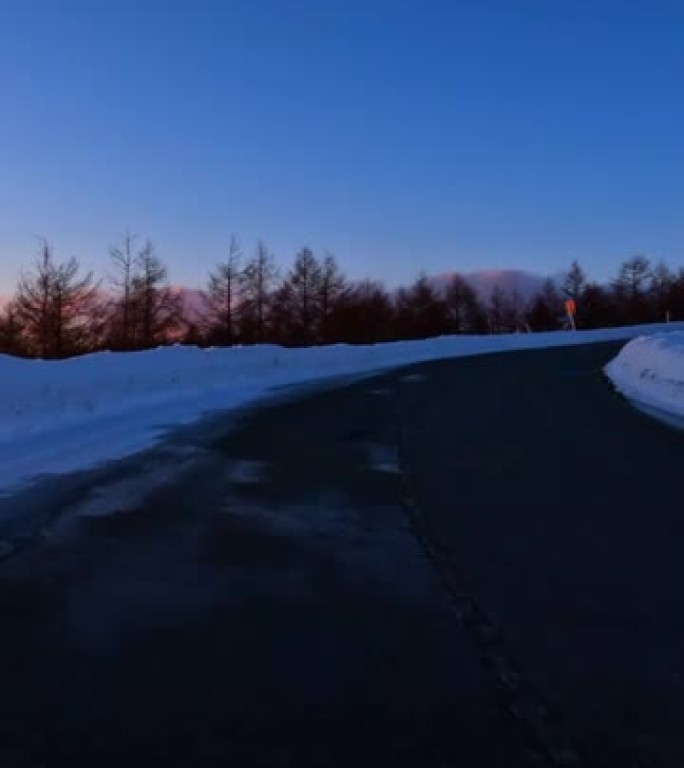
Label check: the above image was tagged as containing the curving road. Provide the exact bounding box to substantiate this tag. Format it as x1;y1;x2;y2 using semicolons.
0;341;682;767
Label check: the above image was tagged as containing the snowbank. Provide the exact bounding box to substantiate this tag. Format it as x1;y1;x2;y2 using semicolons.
1;322;681;492
604;331;684;428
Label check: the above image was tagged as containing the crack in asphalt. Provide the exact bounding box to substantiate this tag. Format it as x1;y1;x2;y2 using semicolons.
392;371;669;768
396;443;583;767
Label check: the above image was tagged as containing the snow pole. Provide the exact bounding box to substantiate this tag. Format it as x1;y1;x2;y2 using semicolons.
564;298;576;331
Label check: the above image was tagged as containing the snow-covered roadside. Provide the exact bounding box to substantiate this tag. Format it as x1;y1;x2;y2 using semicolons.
604;331;684;429
1;322;682;492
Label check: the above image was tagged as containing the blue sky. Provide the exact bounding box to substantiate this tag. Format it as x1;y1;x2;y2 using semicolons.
1;0;683;291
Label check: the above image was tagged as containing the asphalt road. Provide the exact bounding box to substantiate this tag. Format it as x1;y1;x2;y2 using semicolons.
0;341;681;767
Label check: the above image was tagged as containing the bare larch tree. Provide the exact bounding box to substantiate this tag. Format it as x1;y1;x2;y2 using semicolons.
241;241;277;343
14;241;97;358
202;235;243;345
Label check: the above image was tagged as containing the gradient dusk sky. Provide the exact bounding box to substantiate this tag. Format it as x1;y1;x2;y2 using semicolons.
1;0;684;291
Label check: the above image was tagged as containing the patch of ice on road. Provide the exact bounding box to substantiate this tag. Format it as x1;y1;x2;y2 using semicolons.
217;492;443;603
366;444;400;474
605;331;684;427
221;491;356;539
73;448;205;518
399;373;428;383
225;460;268;485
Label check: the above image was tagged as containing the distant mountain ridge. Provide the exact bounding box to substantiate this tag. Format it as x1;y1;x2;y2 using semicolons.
429;269;547;301
0;270;550;323
170;287;204;324
169;270;551;324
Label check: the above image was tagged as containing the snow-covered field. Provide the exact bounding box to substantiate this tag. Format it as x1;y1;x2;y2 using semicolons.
604;331;684;429
1;322;682;493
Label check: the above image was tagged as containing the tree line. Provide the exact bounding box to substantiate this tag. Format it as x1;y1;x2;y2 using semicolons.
1;235;683;360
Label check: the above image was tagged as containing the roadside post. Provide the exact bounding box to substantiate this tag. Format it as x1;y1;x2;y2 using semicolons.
565;298;577;331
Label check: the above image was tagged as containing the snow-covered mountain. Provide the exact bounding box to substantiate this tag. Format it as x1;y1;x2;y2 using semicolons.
430;269;547;300
170;287;204;324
